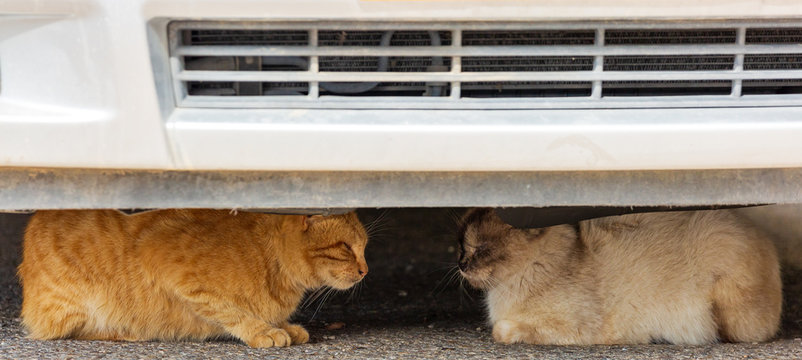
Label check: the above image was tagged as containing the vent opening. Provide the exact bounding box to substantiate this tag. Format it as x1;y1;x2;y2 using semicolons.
319;30;452;46
185;30;309;45
602;81;732;97
184;56;310;72
462;81;592;98
746;28;802;44
604;55;735;71
319;82;450;97
744;54;802;70
318;57;452;72
604;29;737;44
461;30;595;46
187;82;309;96
742;79;802;95
463;56;593;72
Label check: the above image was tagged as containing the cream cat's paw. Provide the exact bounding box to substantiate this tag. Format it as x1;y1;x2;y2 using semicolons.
282;323;310;344
492;319;526;344
245;328;292;348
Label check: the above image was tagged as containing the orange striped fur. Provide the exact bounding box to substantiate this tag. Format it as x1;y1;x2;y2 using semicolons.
18;209;368;347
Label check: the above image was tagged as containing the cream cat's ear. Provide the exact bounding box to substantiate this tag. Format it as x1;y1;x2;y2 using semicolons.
302;215;325;231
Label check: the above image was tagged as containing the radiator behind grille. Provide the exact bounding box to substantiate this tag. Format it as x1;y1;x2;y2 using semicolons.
168;21;802;109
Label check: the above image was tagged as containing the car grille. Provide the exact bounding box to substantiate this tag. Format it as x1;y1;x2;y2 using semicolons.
167;20;802;109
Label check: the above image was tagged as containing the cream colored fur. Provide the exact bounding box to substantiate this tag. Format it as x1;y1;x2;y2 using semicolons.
459;209;782;345
735;204;802;269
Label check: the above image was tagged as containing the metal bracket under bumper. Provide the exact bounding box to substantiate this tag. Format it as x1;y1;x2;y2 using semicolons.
1;167;801;211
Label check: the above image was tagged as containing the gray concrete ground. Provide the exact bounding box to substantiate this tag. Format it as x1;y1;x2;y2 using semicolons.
1;208;801;359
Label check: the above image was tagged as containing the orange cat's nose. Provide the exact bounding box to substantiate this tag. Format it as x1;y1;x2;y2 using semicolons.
358;264;368;277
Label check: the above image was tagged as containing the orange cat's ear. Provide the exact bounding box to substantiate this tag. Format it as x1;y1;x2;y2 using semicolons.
303;215;325;231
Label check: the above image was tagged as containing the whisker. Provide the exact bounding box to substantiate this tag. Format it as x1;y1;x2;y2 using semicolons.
364;209;391;235
301;287;327;309
434;266;467;299
346;281;364;304
355;280;365;304
431;266;458;295
310;288;338;320
481;276;511;298
426;263;461;275
429;260;461;265
352;282;360;303
448;208;468;226
365;223;396;241
459;277;475;303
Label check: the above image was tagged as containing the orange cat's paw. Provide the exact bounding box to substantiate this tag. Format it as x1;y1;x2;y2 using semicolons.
282;323;309;344
492;319;525;344
246;328;292;348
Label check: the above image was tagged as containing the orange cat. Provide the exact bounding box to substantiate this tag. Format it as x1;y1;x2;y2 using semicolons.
18;209;368;347
458;208;782;345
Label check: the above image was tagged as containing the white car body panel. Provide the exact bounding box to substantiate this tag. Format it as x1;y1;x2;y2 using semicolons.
2;0;802;171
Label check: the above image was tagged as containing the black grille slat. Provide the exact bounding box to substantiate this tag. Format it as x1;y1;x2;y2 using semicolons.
319;82;447;97
462;30;595;46
605;55;735;71
743;79;802;95
319;57;381;72
462;56;594;72
319;57;452;72
186;30;308;46
603;80;732;97
746;28;802;44
462;81;592;98
744;54;802;70
605;29;737;44
187;81;309;96
318;31;452;46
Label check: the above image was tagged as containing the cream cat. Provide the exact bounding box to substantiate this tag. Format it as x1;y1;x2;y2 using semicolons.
457;208;781;345
18;209;368;347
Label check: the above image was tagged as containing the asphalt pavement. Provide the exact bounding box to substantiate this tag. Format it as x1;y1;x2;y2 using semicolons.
1;208;801;359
